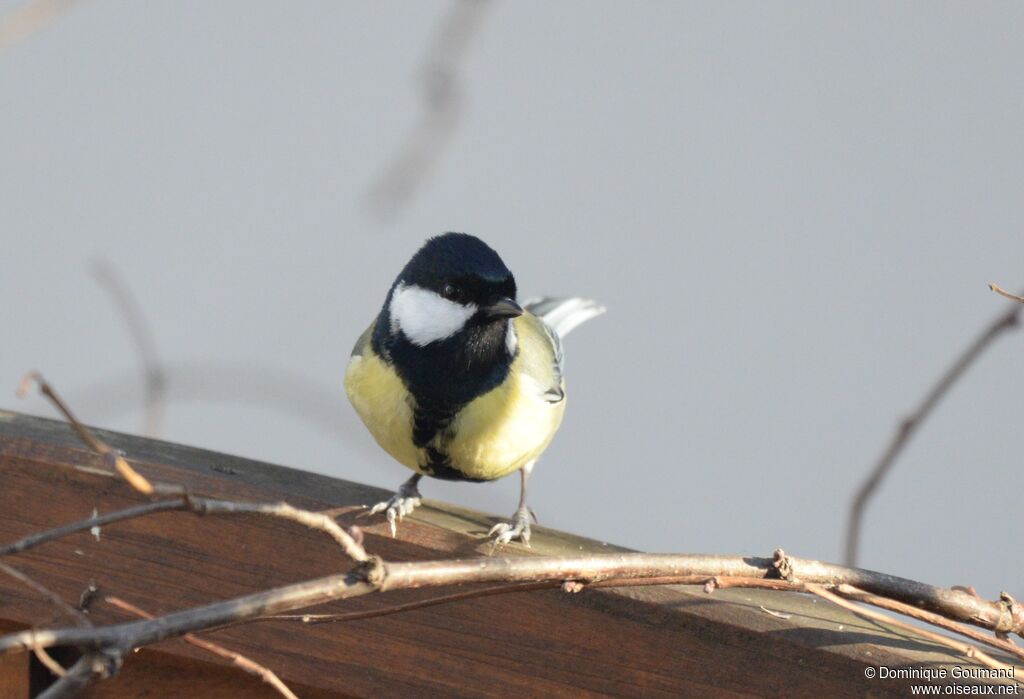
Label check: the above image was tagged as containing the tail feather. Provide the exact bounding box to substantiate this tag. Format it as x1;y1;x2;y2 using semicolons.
523;297;606;339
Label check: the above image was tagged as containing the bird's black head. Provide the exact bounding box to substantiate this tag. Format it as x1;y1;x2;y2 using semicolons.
373;232;522;407
400;232;513;291
382;232;521;348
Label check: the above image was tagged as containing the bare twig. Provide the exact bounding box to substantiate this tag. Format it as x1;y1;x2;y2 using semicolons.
32;645;68;678
3;467;1022;645
5;552;1024;661
0;561;90;627
189;498;369;563
106;596;298;699
844;294;1023;565
37;652;100;699
366;0;491;218
0;561;94;688
93;261;167;438
0;0;83;51
0;496;368;563
990;283;1024;305
263;576;805;626
836;584;1024;663
0;500;184;557
14;372;368;562
17;372;156;495
264;581;556;624
805;584;1013;674
758;605;793;620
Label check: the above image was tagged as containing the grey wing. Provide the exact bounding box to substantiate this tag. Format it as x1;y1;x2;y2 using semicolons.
523;297;606;341
350;321;375;357
539;321;566;403
523;296;605;373
523;297;605;403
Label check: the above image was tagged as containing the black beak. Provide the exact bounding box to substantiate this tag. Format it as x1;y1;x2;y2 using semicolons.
482;296;523;320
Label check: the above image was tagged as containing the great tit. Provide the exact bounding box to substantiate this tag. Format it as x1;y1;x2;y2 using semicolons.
345;232;603;544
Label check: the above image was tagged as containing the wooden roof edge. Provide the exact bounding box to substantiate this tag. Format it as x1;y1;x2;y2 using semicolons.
0;410;1015;697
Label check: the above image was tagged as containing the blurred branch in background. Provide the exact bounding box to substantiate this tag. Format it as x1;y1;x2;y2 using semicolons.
93;261;166;438
0;0;82;50
71;360;367;450
80;261;369;452
366;0;491;220
844;287;1024;567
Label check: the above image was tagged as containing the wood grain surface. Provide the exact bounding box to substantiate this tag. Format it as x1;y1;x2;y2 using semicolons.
0;411;1009;697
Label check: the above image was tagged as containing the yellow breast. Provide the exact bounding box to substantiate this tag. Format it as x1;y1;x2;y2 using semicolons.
445;370;565;480
344;350;422;471
344;314;565;481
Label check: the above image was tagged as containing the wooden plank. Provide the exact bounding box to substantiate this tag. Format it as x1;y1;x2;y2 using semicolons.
0;634;28;699
77;650;346;699
0;411;1011;697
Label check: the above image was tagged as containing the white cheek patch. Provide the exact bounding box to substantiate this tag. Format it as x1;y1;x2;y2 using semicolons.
505;319;518;355
389;282;477;346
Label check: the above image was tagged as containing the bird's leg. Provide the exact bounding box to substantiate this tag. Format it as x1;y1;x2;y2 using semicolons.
489;461;536;546
369;473;423;537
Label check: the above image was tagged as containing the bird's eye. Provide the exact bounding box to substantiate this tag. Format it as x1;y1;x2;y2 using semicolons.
442;283;461;301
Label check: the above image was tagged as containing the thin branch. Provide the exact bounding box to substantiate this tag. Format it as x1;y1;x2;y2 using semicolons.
0;496;368;564
0;497;370;563
0;500;184;557
366;0;491;219
105;596;298;699
263;581;557;625
5;551;1024;660
4;489;1023;652
844;293;1023;565
37;652;98;699
0;561;90;627
12;373;368;562
836;584;1024;663
805;584;1012;674
92;261;167;438
17;372;156;495
0;563;88;682
262;576;822;625
189;498;369;564
990;283;1024;305
0;0;83;51
32;645;68;678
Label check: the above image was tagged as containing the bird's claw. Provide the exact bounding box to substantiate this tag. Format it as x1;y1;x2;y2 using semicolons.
368;487;421;537
488;506;532;547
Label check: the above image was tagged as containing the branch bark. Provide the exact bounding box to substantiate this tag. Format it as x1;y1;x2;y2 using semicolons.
991;283;1024;305
844;293;1023;565
105;596;298;699
804;584;1012;674
3;550;1022;660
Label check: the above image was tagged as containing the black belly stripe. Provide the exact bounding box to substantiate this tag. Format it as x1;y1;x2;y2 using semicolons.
413;405;493;482
422;446;488;482
412;406;454;449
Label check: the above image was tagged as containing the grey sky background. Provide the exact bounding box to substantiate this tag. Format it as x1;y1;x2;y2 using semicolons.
3;1;1023;600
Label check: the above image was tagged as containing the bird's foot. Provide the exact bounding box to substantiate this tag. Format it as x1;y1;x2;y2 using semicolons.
368;481;422;537
488;505;535;547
